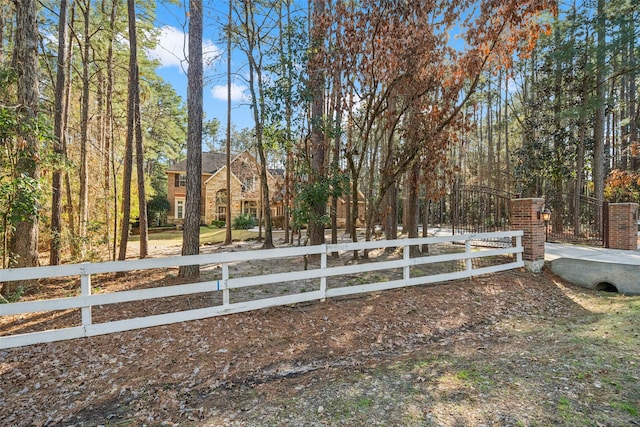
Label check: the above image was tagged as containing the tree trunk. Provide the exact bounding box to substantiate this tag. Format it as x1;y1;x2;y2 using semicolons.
224;0;232;245
78;0;91;259
421;197;430;254
330;73;342;257
402;171;410;234
50;0;68;266
552;17;564;234
106;0;117;260
629;16;638;171
504;74;510;191
179;0;203;278
384;183;397;246
134;72;148;258
117;0;138;261
4;0;40;295
284;1;293;245
406;161;421;257
593;0;606;208
256;142;274;248
487;77;494;188
574;114;586;239
308;0;326;247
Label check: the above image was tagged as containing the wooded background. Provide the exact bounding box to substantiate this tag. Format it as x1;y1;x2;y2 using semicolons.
1;0;638;295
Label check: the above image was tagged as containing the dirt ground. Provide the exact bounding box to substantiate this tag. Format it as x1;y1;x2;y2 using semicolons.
1;238;640;426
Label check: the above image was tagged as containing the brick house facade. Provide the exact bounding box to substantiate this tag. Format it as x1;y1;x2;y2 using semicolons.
166;151;285;225
167;150;366;227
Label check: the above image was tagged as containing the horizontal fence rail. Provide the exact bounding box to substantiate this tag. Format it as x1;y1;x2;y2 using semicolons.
0;231;523;349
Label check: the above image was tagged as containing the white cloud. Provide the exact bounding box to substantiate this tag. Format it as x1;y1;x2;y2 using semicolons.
211;83;247;102
148;25;221;70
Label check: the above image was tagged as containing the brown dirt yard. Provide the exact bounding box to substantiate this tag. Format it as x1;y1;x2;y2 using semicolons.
1;238;640;426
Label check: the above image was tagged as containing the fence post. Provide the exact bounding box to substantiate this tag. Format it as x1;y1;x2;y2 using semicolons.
222;263;230;307
80;263;92;333
320;245;327;302
403;241;410;281
465;238;472;274
510;198;545;273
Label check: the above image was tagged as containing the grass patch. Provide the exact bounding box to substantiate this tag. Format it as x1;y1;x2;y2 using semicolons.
129;225;258;245
611;401;638;416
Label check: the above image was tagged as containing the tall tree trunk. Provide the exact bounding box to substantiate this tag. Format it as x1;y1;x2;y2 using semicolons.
4;0;40;295
383;89;398;246
224;0;232;245
106;0;118;260
308;0;326;247
79;0;91;259
552;17;564;233
487;77;494;188
134;71;148;258
0;2;4;63
504;73;510;190
62;2;77;258
238;0;273;249
179;0;203;278
117;0;138;261
496;72;502;192
50;0;68;266
124;0;148;259
574;114;586;238
330;71;342;256
283;1;293;244
593;0;606;207
629;16;638;171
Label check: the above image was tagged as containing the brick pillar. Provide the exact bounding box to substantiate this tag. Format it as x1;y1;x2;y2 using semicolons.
510;198;545;273
607;203;638;250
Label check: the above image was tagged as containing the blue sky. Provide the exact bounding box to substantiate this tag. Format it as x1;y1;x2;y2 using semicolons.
149;2;254;134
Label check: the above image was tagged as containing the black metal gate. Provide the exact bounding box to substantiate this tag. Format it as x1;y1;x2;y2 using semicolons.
546;196;606;246
451;185;516;235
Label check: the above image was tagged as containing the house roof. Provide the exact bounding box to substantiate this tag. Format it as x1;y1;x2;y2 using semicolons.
166;152;229;174
167;151;285;178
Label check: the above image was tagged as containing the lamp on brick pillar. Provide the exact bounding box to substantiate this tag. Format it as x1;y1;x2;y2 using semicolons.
541;205;552;242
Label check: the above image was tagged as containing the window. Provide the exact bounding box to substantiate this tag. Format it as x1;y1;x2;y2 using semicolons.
175;199;185;219
217;206;226;221
216;190;227;221
175;174;186;187
243;176;255;192
244;201;258;219
216;189;227;204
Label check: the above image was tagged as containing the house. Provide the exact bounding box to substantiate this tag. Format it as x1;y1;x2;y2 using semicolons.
166;150;365;227
166;151;285;225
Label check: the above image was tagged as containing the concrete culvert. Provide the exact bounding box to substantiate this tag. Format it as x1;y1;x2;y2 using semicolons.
594;282;618;293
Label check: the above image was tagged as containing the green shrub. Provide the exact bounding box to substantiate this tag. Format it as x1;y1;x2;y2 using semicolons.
211;219;225;228
232;213;255;230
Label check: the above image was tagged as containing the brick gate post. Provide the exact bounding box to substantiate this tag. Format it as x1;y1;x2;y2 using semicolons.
510;198;545;273
607;203;639;250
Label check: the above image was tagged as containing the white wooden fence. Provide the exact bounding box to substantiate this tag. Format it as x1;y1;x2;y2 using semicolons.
0;231;523;349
